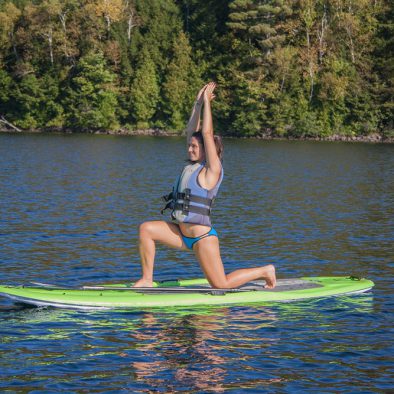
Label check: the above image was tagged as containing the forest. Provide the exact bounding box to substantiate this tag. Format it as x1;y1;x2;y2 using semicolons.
0;0;392;139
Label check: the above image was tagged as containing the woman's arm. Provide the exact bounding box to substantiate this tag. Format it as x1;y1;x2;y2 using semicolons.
185;86;205;146
200;82;222;189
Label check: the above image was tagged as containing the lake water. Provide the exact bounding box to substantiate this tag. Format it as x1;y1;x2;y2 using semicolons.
0;133;393;392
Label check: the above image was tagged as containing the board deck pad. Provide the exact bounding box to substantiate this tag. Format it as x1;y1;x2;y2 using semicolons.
82;278;322;293
229;278;321;291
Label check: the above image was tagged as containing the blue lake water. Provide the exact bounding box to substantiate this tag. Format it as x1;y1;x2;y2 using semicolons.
0;133;393;392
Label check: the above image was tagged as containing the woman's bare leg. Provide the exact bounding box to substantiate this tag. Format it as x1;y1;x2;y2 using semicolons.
134;221;186;287
194;237;276;289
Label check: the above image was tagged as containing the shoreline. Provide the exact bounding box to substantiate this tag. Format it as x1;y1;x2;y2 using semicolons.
1;127;393;144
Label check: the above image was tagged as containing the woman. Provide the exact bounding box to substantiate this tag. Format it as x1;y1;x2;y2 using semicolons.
133;82;276;289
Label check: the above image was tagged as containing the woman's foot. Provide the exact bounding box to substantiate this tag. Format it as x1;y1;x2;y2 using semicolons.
132;278;153;288
263;265;276;289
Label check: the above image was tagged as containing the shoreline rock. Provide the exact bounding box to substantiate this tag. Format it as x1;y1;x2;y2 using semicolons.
0;127;393;143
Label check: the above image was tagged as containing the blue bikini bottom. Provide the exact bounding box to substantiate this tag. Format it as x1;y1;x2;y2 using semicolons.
181;227;218;250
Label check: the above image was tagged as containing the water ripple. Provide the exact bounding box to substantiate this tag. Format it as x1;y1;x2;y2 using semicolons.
0;135;393;392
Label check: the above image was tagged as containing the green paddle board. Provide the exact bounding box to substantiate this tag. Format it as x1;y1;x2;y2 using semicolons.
0;276;373;310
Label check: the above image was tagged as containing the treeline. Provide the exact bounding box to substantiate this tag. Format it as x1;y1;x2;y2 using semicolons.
0;0;392;138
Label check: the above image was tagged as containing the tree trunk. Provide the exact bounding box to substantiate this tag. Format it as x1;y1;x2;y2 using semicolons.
44;27;54;65
306;27;314;101
0;116;22;132
127;11;137;42
309;64;314;101
9;31;18;59
345;21;356;63
318;6;327;63
59;12;67;33
105;14;111;35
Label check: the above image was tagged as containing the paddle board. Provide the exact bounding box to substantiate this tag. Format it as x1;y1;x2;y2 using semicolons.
0;276;374;310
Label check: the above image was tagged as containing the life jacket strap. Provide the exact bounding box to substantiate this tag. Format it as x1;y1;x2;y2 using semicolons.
176;188;214;206
173;202;211;216
162;192;174;202
161;200;174;214
161;188;214;217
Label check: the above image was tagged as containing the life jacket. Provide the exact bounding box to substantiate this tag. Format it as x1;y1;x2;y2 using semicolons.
161;162;223;226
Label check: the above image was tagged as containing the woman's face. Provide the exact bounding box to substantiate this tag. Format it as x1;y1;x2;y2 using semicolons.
188;136;205;162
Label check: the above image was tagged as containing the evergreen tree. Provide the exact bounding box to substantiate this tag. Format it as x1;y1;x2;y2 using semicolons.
0;69;12;115
129;48;159;129
9;73;64;129
176;0;230;67
227;0;292;55
64;51;119;130
131;0;183;73
221;68;266;136
161;31;201;132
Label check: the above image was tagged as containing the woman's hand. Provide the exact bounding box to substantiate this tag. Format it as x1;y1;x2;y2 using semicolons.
203;82;216;103
195;85;206;106
195;82;216;106
201;82;215;138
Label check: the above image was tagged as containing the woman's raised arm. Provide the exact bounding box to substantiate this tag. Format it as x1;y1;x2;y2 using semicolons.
201;82;221;189
185;85;206;146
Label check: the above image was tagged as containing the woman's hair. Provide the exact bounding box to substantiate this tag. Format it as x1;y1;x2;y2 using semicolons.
191;131;224;161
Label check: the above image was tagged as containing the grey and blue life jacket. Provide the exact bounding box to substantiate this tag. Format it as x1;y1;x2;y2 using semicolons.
161;162;223;226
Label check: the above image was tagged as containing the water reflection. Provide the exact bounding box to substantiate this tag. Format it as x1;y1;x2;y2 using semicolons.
128;308;280;392
1;305;282;391
1;293;377;391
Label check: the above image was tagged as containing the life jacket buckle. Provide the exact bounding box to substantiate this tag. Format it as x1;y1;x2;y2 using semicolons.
182;201;190;214
184;188;191;201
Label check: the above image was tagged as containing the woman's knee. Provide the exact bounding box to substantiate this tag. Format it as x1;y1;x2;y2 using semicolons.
207;277;230;289
194;238;229;288
138;221;155;239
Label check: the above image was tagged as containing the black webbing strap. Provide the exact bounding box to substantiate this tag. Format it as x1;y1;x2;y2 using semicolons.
173;202;211;216
177;189;213;206
161;188;214;216
162;191;212;206
162;192;173;202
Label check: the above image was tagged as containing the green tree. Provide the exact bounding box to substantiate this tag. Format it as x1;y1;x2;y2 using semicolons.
225;70;267;136
0;2;21;64
65;51;119;130
225;0;296;136
227;0;292;55
161;31;202;132
22;1;65;67
130;0;183;73
129;48;159;129
374;0;393;137
6;72;62;129
0;68;13;115
264;46;302;136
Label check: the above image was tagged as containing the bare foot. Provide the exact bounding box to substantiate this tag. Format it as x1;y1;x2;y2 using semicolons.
263;265;276;289
132;278;153;288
